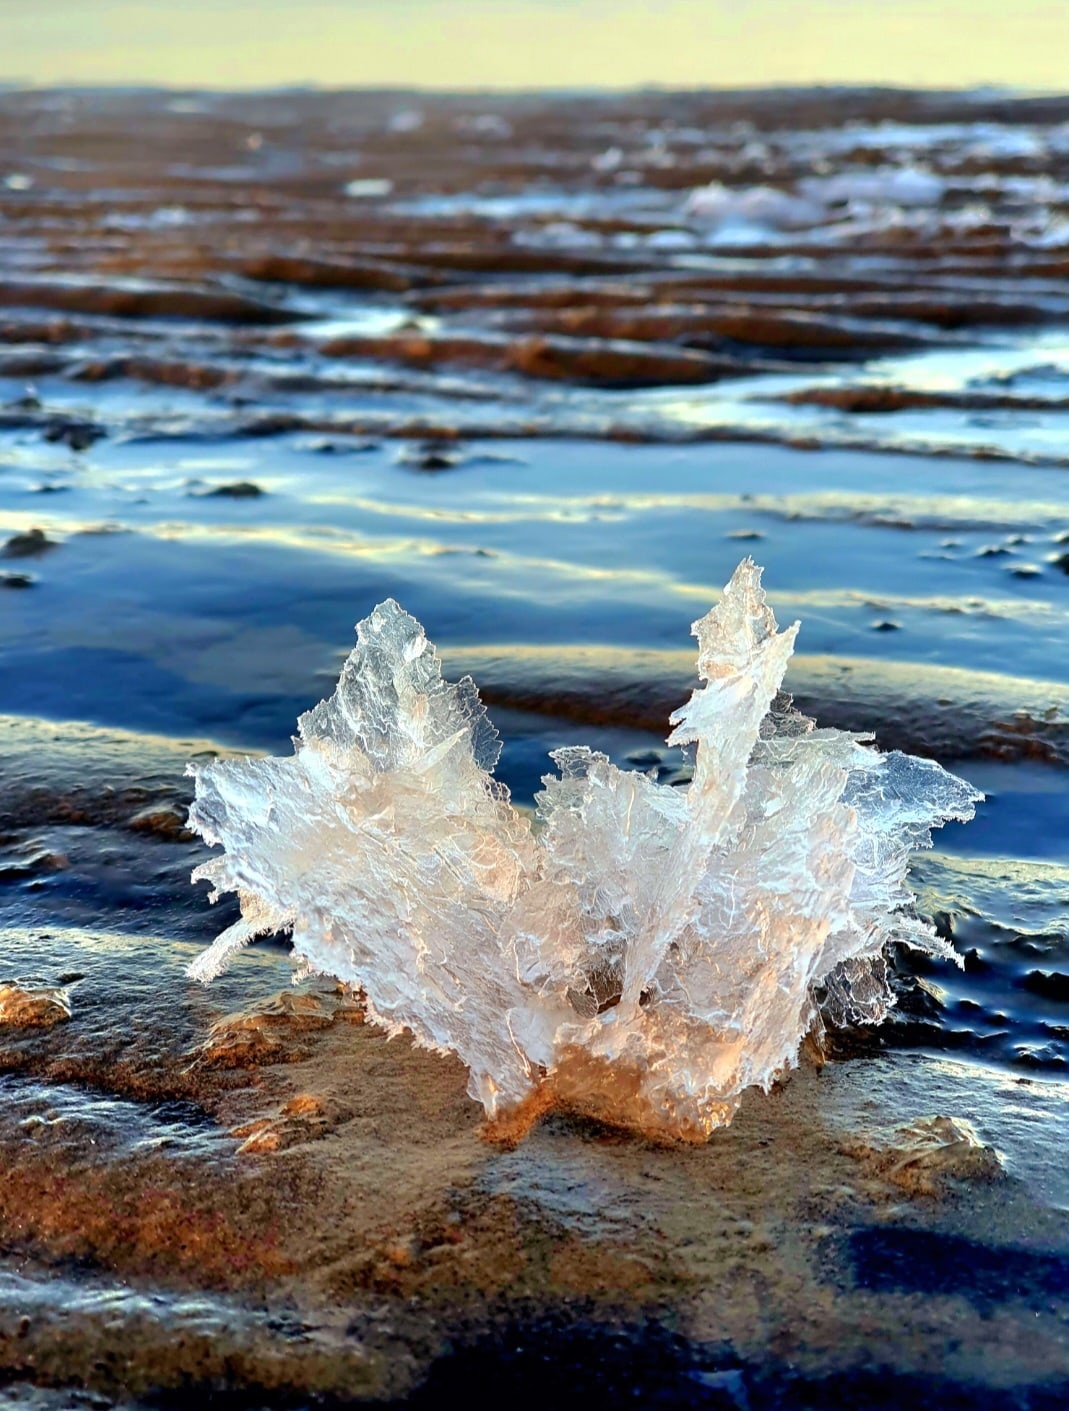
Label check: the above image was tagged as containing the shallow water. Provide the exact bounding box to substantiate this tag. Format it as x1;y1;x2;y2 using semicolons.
0;84;1068;1405
1;87;1067;1077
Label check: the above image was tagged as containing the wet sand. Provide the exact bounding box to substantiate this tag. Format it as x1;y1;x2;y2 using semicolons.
0;86;1068;1406
2;713;1067;1407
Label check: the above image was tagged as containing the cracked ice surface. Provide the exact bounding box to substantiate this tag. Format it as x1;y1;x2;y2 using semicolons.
186;560;980;1142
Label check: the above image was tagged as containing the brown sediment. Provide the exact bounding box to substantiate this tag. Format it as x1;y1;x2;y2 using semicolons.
0;278;296;325
319;329;732;385
320;331;508;367
230;1093;333;1154
3;88;1065;417
194;988;364;1069
0;983;71;1028
482;1050;734;1149
516;304;935;354
0;316;97;347
71;353;235;389
370;243;650;280
479;1084;559;1149
841;1115;1004;1197
415;279;658;313
494;1032;831;1149
125;801;192;840
242;252;434;294
415;269;1069;319
0;1139;299;1286
504;333;736;384
827;294;1069;329
778;384;1069;414
686;308;931;352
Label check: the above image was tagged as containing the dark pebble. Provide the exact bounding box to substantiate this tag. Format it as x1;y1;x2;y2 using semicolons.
205;481;265;498
308;438;379;455
625;749;666;767
43;419;106;452
2;527;57;558
397;441;463;472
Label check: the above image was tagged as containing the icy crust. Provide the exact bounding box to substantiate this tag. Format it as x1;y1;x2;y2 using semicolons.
186;562;981;1142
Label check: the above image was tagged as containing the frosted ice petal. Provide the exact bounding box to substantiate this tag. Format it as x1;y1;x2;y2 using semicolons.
186;561;982;1141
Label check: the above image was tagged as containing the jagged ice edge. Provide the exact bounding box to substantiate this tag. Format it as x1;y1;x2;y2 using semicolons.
183;560;982;1137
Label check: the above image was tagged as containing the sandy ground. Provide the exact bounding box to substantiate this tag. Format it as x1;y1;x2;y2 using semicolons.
0;715;1066;1408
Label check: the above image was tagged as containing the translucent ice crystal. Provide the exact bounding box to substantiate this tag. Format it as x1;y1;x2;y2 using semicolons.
186;561;981;1142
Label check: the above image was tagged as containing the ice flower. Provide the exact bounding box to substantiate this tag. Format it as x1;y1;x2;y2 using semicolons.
186;561;980;1142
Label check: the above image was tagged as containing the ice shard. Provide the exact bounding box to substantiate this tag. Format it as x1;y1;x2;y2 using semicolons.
186;561;981;1142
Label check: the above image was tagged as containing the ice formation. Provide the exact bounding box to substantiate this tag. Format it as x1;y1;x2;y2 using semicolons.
186;561;980;1142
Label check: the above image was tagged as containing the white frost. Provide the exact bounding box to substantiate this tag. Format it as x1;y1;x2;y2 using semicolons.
186;560;980;1142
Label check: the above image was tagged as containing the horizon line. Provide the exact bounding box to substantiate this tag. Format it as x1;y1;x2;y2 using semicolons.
2;78;1064;100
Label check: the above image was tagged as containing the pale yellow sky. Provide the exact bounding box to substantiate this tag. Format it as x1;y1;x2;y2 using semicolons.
4;0;1069;90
